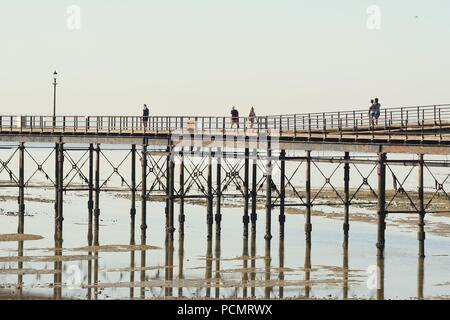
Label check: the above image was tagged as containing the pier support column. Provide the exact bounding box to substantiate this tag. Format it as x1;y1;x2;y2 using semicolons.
279;150;286;241
215;148;222;237
250;149;258;237
264;139;272;248
54;143;58;239
305;151;312;247
167;144;175;240
87;144;94;246
130;145;136;245
56;143;64;241
179;151;185;236
376;153;387;259
165;147;170;229
243;147;250;239
18;142;25;234
94;144;100;246
207;150;213;240
343;152;350;249
418;154;426;258
141;144;148;245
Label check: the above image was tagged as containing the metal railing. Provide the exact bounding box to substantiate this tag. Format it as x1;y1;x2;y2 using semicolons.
0;104;449;137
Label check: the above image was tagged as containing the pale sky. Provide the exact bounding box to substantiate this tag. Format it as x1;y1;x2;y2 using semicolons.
1;0;449;116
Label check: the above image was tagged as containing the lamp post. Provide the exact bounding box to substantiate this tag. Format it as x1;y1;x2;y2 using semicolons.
53;71;58;127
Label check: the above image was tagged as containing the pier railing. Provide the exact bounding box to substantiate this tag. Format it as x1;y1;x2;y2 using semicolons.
0;104;449;137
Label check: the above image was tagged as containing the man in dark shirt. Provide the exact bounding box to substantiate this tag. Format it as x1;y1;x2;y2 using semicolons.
142;104;149;129
231;106;239;129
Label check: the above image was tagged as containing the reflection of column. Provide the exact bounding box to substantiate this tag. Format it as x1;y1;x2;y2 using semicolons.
139;250;146;299
242;238;249;298
376;256;385;300
279;239;285;299
264;239;271;299
178;231;185;298
165;236;174;297
250;226;256;298
87;245;92;300
94;250;99;300
343;243;349;299
205;239;213;298
17;240;24;299
53;238;63;300
304;245;311;299
215;232;221;299
418;256;424;300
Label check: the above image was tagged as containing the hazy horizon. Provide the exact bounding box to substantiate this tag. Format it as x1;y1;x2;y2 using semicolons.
1;0;449;116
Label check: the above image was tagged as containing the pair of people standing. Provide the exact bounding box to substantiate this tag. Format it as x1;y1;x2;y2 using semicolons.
369;98;381;126
231;106;257;129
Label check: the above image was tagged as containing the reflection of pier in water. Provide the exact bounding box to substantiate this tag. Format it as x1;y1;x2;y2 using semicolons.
2;105;450;299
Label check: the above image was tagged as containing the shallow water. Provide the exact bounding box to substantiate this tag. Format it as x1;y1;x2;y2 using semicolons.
0;188;450;300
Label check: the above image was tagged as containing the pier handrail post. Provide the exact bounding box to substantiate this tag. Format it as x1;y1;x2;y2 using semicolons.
308;115;311;140
279;115;282;135
294;114;297;137
434;105;437;125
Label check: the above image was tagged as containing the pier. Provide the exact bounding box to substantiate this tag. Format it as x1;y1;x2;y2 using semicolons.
2;104;450;298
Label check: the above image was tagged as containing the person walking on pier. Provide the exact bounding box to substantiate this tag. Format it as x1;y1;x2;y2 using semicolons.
248;107;256;128
369;99;375;125
142;104;149;129
372;98;381;126
231;106;240;129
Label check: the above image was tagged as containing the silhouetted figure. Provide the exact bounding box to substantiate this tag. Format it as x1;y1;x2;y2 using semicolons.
231;106;239;129
372;98;381;125
369;99;375;125
248;107;256;128
142;104;149;129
